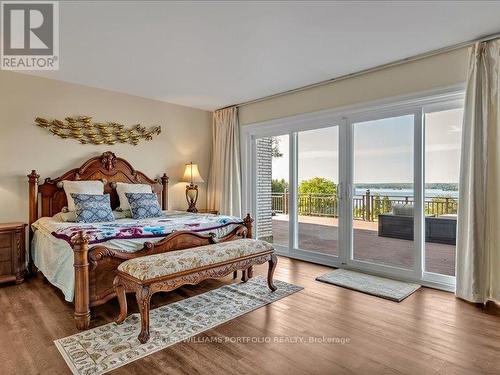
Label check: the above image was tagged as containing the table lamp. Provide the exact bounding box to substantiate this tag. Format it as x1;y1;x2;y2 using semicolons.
182;162;204;212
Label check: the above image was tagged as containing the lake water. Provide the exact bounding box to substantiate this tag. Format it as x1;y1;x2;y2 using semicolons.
354;188;458;199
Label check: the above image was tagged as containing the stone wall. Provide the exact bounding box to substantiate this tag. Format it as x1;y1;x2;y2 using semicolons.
256;137;273;241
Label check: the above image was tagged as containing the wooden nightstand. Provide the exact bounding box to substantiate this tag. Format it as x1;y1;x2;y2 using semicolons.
0;223;27;285
197;209;219;215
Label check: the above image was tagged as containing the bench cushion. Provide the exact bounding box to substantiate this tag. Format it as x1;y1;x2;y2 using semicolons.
117;239;273;281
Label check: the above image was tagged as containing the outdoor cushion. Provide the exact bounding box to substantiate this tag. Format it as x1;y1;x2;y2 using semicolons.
118;238;274;280
392;203;414;216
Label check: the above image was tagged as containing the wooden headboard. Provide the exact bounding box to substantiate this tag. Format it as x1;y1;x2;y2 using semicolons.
27;151;169;227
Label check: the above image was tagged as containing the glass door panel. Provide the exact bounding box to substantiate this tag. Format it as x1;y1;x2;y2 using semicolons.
256;135;289;247
424;108;463;276
297;126;340;256
352;115;415;269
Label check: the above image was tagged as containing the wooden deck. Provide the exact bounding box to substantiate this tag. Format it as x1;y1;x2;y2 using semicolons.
271;216;455;276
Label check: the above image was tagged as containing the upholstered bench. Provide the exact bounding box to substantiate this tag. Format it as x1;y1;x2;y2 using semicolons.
113;238;277;343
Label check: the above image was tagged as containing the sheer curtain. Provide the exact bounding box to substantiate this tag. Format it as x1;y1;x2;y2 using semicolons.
207;107;242;217
456;40;500;304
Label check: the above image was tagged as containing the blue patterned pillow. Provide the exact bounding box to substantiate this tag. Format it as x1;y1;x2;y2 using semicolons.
71;193;115;223
125;192;163;219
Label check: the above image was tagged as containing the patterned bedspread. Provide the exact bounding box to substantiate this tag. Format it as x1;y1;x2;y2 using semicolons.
37;212;244;246
31;211;246;302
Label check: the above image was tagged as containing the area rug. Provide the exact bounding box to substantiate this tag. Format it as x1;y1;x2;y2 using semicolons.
55;276;303;375
316;269;420;302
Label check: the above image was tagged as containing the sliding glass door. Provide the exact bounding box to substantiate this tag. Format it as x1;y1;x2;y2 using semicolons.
350;114;416;271
244;89;464;289
254;125;344;262
424;107;463;278
297;126;340;257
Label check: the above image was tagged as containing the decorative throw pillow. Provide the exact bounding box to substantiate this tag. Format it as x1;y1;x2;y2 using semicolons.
63;180;104;211
115;182;152;211
125;192;163;219
71;193;115;223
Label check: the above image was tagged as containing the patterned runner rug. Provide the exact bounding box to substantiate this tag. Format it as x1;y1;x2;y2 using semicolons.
316;269;420;302
55;276;303;375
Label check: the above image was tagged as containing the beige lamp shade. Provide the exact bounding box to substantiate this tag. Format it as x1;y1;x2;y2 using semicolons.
182;162;204;184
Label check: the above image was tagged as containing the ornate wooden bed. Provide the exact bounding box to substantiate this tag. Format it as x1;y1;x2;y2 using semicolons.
27;151;253;330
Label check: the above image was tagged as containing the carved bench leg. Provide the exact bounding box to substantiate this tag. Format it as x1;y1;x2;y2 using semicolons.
267;254;277;291
136;286;152;344
247;266;254;279
241;269;248;282
113;276;128;324
233;270;238;279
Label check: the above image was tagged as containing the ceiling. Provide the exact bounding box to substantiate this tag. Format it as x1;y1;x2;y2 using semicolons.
26;1;500;111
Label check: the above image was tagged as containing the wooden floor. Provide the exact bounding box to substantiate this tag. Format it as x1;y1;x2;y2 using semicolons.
0;257;499;374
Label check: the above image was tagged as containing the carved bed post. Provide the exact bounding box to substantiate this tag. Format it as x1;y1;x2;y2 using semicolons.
72;231;91;330
27;170;39;230
243;214;254;238
27;170;39;274
161;173;169;210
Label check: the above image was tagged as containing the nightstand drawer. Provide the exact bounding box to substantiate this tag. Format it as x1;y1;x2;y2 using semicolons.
0;247;11;262
0;223;26;284
0;233;11;248
0;260;12;276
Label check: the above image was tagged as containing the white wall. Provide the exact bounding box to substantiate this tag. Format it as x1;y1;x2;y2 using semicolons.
0;71;212;222
239;47;469;125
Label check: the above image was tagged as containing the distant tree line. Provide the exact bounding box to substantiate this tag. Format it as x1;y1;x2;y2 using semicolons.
272;177;337;195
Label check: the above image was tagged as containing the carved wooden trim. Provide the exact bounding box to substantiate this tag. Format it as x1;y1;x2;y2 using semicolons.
243;214;254;238
161;173;169;210
72;231;91;330
27;170;39;231
149;253;272;292
101;151;117;171
87;230;221;268
115;252;272;291
31;151;168;218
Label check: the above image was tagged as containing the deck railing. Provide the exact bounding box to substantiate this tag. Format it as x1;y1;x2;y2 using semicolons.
271;189;458;221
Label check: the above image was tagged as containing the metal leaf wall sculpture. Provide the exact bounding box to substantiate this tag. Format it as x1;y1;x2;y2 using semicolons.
34;116;162;145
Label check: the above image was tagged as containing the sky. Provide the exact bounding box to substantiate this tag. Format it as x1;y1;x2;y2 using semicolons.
271;108;463;184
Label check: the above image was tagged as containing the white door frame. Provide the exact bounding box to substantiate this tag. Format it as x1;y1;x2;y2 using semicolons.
240;84;465;291
344;107;423;282
290;123;344;266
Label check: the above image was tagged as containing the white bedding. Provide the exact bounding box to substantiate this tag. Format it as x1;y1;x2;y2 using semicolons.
31;211;244;301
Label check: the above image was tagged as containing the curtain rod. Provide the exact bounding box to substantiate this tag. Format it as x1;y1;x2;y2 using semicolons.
217;30;500;112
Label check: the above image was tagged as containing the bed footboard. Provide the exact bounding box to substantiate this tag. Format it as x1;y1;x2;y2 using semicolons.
72;216;253;330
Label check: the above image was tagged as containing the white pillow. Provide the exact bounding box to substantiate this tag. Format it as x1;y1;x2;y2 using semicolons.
113;209;132;219
115;182;152;211
63;180;104;211
53;211;77;222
